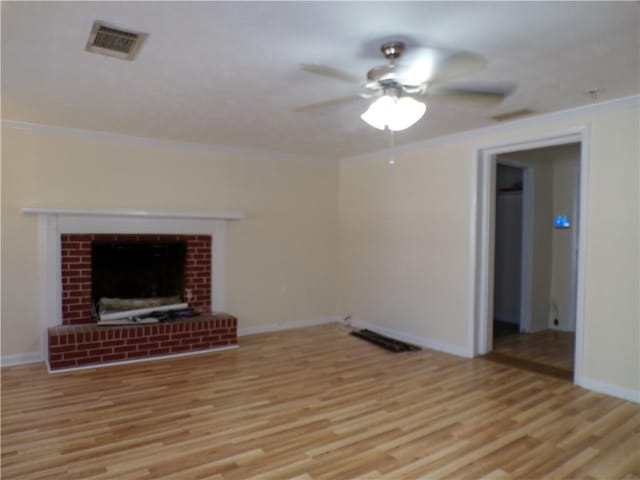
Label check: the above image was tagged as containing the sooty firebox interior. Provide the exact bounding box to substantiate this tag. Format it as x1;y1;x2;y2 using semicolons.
92;241;186;305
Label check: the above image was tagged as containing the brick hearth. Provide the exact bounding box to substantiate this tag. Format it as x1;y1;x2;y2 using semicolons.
48;313;237;371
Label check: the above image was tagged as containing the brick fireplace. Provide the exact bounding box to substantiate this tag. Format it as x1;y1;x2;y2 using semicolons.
23;207;244;371
60;234;212;325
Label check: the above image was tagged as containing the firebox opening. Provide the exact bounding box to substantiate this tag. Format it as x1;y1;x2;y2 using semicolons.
91;241;187;311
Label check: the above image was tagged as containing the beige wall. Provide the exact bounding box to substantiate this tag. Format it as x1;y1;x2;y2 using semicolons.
527;156;554;332
1;127;340;356
339;105;639;394
2;102;638;398
550;148;580;331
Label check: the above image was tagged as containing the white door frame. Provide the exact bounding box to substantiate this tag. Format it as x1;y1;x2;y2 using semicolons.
471;127;588;382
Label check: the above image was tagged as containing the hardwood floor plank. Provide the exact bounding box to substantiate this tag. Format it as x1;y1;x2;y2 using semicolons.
492;329;575;371
2;324;638;479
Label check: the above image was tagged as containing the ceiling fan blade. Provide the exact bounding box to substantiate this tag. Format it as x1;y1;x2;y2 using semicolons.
426;86;507;108
300;64;362;84
293;94;362;112
428;51;488;85
394;47;442;85
394;48;487;86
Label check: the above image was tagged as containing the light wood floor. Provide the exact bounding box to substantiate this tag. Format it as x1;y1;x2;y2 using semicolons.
2;324;638;480
493;329;575;372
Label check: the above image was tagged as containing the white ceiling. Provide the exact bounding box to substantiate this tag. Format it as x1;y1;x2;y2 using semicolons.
2;2;639;161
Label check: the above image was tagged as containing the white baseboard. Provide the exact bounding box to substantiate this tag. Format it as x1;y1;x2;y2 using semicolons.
577;376;640;403
238;316;341;336
349;319;471;358
1;352;43;367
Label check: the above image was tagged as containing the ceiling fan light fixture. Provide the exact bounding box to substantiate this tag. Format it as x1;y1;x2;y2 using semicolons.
361;95;426;131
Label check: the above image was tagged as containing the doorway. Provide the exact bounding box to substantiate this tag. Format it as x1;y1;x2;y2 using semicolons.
473;130;587;382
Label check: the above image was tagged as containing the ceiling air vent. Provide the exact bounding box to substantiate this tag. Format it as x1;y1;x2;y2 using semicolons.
491;109;535;122
85;21;147;60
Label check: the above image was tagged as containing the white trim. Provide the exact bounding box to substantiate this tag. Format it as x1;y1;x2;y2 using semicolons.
472;127;588;382
573;132;590;382
3;120;329;164
1;352;43;367
238;316;340;336
466;150;479;357
342;95;638;165
350;318;470;358
23;207;245;220
47;345;238;374
520;167;534;333
577;376;640;403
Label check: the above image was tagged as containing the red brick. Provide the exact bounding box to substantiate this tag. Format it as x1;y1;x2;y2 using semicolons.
114;345;137;353
103;353;126;362
149;335;169;342
171;333;192;340
89;348;113;356
149;348;171;355
68;304;90;312
77;356;101;365
171;345;191;353
201;335;220;342
66;234;94;242
127;351;149;358
66;276;89;284
50;360;77;369
102;340;124;348
64;351;89;359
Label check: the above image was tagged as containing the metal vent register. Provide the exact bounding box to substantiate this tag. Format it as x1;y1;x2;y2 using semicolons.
85;21;147;60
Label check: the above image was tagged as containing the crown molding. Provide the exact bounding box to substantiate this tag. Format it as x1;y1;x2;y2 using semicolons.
1;119;332;165
3;95;637;166
341;94;640;164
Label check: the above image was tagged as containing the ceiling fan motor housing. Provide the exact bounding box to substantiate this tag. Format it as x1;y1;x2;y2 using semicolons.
381;41;405;60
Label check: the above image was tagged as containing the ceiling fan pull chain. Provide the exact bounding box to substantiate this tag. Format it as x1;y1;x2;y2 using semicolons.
389;129;396;166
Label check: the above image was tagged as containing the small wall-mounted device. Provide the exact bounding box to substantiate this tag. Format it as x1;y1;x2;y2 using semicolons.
554;215;570;229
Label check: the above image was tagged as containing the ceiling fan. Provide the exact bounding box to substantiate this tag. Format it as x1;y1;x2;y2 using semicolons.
297;41;510;131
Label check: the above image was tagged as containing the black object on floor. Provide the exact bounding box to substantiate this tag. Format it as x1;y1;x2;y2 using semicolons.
493;320;519;338
350;329;421;353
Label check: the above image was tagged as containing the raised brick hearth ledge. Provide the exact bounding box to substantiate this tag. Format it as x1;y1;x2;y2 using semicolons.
48;313;237;371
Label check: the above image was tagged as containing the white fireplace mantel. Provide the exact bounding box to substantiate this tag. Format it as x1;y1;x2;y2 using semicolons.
24;207;244;359
22;206;245;220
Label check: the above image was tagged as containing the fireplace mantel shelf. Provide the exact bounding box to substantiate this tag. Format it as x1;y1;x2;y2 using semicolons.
22;207;245;220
